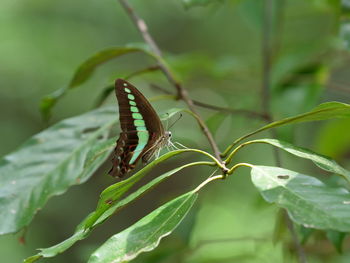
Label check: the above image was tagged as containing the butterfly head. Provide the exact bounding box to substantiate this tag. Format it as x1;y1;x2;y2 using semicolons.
162;130;172;147
165;130;172;141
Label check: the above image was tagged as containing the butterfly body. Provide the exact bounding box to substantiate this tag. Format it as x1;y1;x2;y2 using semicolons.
109;79;171;178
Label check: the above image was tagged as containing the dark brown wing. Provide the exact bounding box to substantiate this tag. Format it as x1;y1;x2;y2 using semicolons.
108;132;136;177
117;79;164;134
108;79;164;178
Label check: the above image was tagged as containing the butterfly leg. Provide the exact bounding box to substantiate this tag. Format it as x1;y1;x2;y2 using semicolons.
174;141;188;149
167;140;179;150
157;147;163;158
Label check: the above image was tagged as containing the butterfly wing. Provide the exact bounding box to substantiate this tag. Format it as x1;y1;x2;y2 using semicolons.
108;79;165;178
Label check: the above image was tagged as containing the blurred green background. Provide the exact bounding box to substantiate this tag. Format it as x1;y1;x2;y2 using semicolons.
1;0;350;262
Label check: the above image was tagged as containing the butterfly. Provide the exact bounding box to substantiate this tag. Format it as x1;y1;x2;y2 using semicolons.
109;79;172;178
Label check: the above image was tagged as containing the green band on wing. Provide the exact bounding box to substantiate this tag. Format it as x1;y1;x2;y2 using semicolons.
124;88;131;93
132;113;143;119
128;94;135;100
129;131;149;163
129;101;137;106
136;126;147;131
130;106;139;113
134;119;145;126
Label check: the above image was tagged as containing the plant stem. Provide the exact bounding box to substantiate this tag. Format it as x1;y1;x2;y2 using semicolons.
227;162;252;175
284;211;308;263
150;84;268;120
119;0;162;57
193;175;224;193
118;0;223;163
181;148;223;169
225;140;261;164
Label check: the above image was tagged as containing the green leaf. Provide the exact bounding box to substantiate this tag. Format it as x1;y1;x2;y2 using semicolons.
70;44;154;88
263;101;350;127
206;112;227;135
84;149;201;228
251;166;350;232
94;161;210;226
40;44;156;121
247;139;350;183
88;191;197;263
299;225;314;244
23;215;89;263
40;87;66;122
315;119;350;159
24;161;210;263
23;255;42;263
0;107;117;235
223;102;350;156
24;228;87;262
326;230;347;253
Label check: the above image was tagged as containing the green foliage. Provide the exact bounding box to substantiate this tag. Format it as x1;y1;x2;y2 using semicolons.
2;0;350;263
223;102;350;156
240;139;350;183
251;165;350;232
40;44;156;121
0;107;117;235
84;150;209;229
17;101;350;262
68;45;154;88
88;191;197;263
326;230;347;253
315;119;350;159
24;161;210;263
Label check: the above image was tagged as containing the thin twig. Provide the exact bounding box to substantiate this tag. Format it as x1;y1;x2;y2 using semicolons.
118;0;222;162
262;1;306;262
150;84;269;121
119;0;162;57
195;100;268;120
284;211;308;263
274;0;287;61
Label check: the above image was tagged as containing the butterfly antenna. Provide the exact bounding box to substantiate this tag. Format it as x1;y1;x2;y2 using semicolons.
168;113;183;131
165;112;170;130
